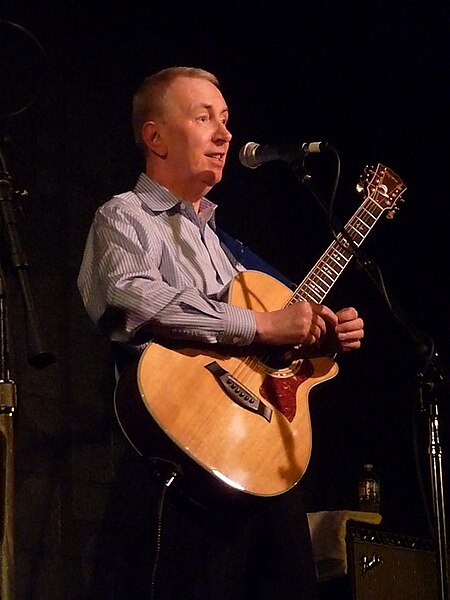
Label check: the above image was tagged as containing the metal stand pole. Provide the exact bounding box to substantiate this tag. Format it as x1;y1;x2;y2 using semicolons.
0;160;54;600
0;261;16;600
426;383;449;600
0;405;15;600
0;24;52;598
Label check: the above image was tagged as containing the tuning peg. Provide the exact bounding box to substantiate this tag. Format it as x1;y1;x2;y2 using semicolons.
386;198;405;219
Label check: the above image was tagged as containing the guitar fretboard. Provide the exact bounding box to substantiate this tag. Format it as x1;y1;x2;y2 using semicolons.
288;191;387;306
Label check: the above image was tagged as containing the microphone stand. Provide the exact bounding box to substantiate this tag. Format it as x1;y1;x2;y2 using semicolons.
0;259;15;600
0;149;55;600
419;355;449;600
289;154;449;600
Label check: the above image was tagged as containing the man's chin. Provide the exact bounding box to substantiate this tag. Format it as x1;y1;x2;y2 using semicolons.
200;168;223;188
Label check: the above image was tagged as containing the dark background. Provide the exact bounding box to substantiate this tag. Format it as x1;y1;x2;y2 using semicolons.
1;2;449;598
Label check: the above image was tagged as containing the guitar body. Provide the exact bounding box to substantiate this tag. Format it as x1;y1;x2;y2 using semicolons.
114;164;406;498
115;271;338;498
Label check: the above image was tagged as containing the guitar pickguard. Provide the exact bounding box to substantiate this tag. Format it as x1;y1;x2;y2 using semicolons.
260;359;314;422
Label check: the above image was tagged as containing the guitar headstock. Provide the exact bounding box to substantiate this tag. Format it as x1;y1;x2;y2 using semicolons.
357;163;407;219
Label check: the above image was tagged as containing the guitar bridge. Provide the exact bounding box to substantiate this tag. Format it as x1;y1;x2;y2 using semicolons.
205;361;272;423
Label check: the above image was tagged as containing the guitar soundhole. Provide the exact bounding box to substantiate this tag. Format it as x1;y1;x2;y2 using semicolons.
259;346;298;370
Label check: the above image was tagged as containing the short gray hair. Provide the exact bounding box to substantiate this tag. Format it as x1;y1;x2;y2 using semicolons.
132;67;220;151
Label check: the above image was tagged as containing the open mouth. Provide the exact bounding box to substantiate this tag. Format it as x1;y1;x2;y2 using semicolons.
206;152;225;163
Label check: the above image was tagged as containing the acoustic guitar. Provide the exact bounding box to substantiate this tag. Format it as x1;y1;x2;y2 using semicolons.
115;164;406;497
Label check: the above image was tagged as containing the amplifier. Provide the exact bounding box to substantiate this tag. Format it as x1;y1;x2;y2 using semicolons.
347;527;447;600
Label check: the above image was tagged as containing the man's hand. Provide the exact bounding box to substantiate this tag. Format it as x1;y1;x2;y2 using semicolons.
254;301;339;346
333;307;364;352
253;303;364;354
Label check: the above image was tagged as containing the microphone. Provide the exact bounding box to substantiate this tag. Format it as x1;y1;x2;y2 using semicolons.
239;140;328;169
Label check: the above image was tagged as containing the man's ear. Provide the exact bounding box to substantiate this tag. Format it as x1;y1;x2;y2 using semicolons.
142;120;167;157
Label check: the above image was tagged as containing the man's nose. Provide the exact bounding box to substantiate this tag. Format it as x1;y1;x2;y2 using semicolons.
215;121;232;143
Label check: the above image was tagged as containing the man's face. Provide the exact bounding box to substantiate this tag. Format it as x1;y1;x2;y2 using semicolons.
155;76;232;196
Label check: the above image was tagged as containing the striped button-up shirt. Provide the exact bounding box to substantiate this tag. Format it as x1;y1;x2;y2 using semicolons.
77;173;256;348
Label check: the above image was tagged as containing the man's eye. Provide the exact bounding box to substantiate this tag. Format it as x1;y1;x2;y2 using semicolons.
197;115;209;122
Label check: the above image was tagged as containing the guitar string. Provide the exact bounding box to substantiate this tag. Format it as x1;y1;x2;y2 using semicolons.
229;194;384;388
231;213;365;383
230;168;405;388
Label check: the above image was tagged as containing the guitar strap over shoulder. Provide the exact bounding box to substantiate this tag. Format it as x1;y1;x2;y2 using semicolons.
215;227;295;289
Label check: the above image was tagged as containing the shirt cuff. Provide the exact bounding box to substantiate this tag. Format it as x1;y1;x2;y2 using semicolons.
218;305;256;346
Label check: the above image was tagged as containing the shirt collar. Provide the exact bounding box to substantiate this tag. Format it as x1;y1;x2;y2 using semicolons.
134;173;217;225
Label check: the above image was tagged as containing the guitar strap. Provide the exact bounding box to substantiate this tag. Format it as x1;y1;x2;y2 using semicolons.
215;227;295;289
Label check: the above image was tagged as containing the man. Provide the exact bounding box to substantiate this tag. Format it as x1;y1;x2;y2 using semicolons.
78;67;364;599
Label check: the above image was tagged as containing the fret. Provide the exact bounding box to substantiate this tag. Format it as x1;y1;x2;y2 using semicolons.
356;207;377;222
333;236;354;255
359;205;377;219
299;291;315;302
320;259;340;278
359;206;380;223
290;289;317;304
310;271;333;289
303;288;326;304
345;228;364;245
316;270;334;287
372;198;389;213
283;163;406;311
328;249;348;268
350;216;370;235
342;222;363;238
304;278;328;299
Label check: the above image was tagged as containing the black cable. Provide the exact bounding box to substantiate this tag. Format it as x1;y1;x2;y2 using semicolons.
148;458;181;600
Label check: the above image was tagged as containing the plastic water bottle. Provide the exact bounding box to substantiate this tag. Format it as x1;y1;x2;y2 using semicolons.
358;464;380;512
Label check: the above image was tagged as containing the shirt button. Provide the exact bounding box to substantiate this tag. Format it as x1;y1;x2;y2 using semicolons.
232;336;240;344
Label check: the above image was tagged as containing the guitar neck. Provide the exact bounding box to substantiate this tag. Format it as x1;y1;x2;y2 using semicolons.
289;194;385;306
